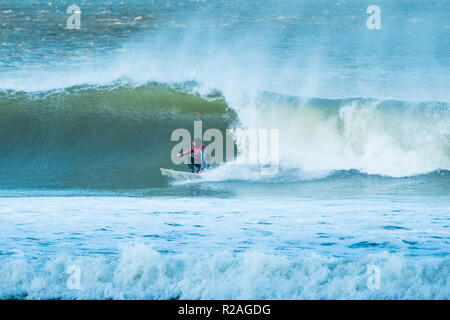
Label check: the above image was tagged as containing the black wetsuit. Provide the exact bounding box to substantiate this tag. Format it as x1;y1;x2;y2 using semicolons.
187;146;207;173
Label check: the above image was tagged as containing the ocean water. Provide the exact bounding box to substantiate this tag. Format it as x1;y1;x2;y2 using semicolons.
0;0;449;299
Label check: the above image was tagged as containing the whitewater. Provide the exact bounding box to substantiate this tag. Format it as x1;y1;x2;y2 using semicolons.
0;0;449;299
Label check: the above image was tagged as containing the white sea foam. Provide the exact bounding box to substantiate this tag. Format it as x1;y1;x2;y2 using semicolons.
0;243;448;299
228;98;450;178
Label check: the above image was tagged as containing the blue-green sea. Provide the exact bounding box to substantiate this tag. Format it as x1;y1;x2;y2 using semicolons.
0;0;448;299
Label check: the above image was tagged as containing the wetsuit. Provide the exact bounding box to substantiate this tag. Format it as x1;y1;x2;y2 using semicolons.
182;145;207;173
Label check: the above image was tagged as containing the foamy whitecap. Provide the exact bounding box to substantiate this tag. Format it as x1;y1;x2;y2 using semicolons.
0;244;448;299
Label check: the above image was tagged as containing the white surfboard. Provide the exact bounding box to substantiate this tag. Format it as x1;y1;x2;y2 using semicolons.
160;168;202;180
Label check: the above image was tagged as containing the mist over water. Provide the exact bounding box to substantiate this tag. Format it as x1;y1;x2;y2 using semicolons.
0;0;449;99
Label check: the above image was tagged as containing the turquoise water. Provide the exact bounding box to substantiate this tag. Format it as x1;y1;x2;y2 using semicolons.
0;0;449;299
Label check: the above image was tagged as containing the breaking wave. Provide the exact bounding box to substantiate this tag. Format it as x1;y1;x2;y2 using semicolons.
0;82;449;189
1;243;448;299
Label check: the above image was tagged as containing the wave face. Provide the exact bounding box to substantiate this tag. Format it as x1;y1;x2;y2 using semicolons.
0;83;236;189
0;84;449;189
1;244;448;299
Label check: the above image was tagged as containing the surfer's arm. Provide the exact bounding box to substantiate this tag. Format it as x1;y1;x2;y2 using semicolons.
178;148;194;157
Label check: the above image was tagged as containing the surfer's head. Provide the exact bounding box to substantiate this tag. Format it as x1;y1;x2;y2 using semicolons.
193;137;202;148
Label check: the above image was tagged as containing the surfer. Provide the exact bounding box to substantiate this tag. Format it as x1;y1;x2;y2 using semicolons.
178;138;209;173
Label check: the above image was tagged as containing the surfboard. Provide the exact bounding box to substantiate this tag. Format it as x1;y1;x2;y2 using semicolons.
160;168;202;180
